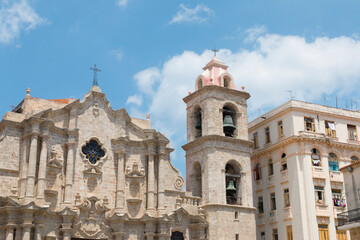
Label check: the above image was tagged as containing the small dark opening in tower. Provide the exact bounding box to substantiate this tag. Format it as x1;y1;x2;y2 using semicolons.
225;164;239;205
224;77;230;88
195;108;202;138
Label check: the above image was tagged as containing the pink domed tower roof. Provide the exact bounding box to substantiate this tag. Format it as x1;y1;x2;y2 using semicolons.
195;57;237;91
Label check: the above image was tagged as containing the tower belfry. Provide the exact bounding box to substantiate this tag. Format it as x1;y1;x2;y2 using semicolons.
182;56;256;239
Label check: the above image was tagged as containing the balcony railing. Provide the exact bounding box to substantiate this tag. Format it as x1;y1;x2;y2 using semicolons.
338;208;360;226
329;171;343;182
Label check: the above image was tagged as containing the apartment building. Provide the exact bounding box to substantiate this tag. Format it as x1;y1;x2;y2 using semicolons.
248;100;360;240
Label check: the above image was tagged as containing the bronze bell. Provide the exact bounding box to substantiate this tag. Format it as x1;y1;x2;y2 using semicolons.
195;118;202;129
226;179;236;191
223;115;236;135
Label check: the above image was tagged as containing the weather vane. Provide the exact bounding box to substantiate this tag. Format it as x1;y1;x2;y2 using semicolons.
90;64;101;86
212;46;218;57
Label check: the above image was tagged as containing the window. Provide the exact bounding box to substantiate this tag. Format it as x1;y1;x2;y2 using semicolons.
260;232;265;240
304;117;315;132
351;156;359;162
348;124;357;140
272;229;278;240
225;164;240;205
332;189;345;207
311;148;321;166
194;108;202;138
235;234;239;240
234;211;239;220
325;121;336;137
315;186;325;204
318;225;329;240
284;188;290;207
81;139;105;165
268;159;274;176
224;77;231;88
278;120;284;137
281;153;287;171
286;226;293;240
328;153;339;171
258;196;264;213
270;192;276;211
253;132;259;149
254;163;261;181
265;127;271;143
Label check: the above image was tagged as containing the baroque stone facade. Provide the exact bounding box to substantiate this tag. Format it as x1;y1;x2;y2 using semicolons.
0;57;256;240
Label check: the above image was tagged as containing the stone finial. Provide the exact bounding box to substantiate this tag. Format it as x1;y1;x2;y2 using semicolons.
26;87;31;97
241;86;245;91
146;113;150;120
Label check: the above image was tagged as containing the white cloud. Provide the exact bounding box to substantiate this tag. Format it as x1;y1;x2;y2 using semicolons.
117;0;128;7
130;30;360;163
126;94;142;106
245;25;267;43
111;49;123;61
169;4;213;24
0;0;47;44
133;67;161;95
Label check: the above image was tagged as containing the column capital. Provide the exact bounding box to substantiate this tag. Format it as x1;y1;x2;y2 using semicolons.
30;130;40;137
66;140;76;146
4;225;16;230
148;151;156;158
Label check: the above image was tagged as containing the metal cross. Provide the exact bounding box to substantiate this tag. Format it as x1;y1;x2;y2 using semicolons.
212;46;218;57
90;64;101;86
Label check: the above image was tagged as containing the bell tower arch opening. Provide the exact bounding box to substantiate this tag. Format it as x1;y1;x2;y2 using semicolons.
223;104;237;137
194;106;202;139
225;161;242;205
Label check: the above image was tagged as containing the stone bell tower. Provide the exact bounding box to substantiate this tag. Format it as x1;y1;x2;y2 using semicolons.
182;56;256;239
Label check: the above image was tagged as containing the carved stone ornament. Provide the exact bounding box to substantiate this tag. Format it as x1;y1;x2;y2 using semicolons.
174;176;185;190
48;146;63;168
73;196;111;239
93;102;99;117
80;138;109;175
125;161;145;178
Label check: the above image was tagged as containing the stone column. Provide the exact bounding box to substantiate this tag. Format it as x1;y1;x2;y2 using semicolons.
116;151;125;209
158;152;166;210
64;141;75;204
19;135;30;199
36;135;49;200
34;224;43;240
144;233;155;240
62;230;72;240
25;131;40;199
5;226;14;240
21;224;32;240
14;227;21;240
147;152;155;210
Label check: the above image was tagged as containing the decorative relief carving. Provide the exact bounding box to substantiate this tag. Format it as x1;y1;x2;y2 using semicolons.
174;176;185;190
73;196;111;239
48;146;63;168
93;102;100;118
125;161;145;178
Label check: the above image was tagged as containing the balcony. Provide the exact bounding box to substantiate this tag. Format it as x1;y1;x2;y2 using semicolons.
267;175;275;188
312;166;327;179
329;171;343;182
255;180;263;192
257;213;265;226
334;206;346;218
316;204;330;217
283;207;292;220
298;131;326;139
338;208;360;226
280;170;289;184
269;210;277;223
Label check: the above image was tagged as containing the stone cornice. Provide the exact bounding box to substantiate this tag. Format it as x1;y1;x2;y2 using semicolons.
182;135;253;151
183;85;250;104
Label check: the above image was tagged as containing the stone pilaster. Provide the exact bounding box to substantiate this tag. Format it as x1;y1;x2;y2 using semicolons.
116;150;125;209
21;224;33;240
34;224;43;240
4;226;14;240
64;141;75;204
36;134;49;200
14;227;21;240
144;233;156;240
158;151;166;210
25;130;40;200
147;152;155;210
19;134;30;200
0;227;6;240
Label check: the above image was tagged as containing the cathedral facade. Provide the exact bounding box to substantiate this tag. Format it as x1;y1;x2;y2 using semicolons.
0;58;256;240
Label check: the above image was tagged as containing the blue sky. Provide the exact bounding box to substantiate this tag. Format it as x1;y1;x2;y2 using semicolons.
2;0;360;176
